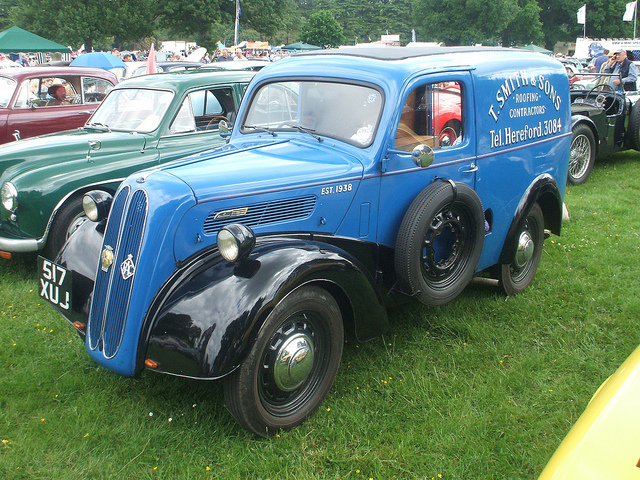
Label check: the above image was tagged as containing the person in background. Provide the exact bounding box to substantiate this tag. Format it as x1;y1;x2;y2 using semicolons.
216;49;232;62
234;49;247;61
604;48;638;146
591;49;609;73
604;48;638;91
123;53;132;62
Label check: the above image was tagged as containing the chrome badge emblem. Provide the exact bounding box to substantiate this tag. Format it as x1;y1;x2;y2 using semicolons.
101;245;114;272
120;254;136;280
213;207;248;221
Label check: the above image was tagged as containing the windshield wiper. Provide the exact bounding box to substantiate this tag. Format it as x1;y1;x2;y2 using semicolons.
279;122;323;142
84;122;111;132
243;124;277;137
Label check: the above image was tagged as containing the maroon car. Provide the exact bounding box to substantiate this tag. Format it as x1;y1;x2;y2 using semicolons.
0;67;117;144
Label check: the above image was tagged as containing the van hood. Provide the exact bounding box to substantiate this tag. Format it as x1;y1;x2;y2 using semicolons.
163;138;365;203
154;139;366;261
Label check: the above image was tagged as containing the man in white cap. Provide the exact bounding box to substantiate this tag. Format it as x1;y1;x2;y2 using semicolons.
604;48;637;91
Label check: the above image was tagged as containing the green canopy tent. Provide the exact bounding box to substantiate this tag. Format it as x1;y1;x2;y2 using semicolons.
281;42;322;51
519;44;553;55
0;26;70;63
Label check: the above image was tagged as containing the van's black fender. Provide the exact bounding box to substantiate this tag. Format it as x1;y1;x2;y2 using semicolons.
53;218;105;334
498;173;562;265
140;237;389;380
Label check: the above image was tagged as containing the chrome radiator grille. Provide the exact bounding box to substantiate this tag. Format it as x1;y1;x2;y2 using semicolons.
88;187;148;358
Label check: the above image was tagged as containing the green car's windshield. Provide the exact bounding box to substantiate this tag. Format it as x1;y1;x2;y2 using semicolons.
243;81;384;147
0;76;17;108
88;88;175;132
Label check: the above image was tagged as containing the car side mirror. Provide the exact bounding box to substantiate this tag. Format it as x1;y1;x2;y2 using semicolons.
387;143;435;168
219;120;231;138
411;144;435;168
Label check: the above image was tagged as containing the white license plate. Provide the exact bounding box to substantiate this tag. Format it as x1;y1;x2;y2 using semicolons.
38;256;72;310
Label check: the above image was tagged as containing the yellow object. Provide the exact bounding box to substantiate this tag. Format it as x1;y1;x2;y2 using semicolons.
539;345;640;479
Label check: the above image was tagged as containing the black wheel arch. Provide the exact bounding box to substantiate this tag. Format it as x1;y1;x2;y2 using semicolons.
140;236;389;380
44;185;117;246
498;174;562;265
51;217;106;332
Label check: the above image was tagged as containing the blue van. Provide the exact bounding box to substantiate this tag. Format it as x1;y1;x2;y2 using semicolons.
41;47;571;436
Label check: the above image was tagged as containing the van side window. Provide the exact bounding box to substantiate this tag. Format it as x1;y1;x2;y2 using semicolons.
395;81;463;152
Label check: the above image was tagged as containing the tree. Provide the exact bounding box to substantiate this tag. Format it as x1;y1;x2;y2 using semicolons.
0;0;18;31
501;0;544;47
156;0;229;52
157;0;294;50
537;0;633;50
301;9;345;47
11;0;157;52
413;0;526;45
241;0;295;39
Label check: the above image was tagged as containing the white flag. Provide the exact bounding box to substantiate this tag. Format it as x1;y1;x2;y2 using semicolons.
577;4;586;24
623;1;636;21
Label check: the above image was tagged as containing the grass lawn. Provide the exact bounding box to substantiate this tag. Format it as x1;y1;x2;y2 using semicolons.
1;151;639;479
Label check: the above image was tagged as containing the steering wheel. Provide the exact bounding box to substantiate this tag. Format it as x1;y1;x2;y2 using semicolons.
584;83;622;115
586;83;615;98
586;83;616;104
206;115;230;129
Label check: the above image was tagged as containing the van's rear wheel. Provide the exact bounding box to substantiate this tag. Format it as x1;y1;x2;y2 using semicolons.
223;286;343;436
497;203;544;296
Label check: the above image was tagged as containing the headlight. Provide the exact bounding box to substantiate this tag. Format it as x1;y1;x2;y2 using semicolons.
217;224;255;262
83;190;113;222
1;182;18;212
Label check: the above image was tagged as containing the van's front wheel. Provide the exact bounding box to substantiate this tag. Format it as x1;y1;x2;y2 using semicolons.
223;286;343;436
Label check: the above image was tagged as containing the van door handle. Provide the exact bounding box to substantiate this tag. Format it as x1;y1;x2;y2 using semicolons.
463;163;478;173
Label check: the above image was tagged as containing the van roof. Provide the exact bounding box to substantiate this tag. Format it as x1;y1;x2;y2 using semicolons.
297;46;516;61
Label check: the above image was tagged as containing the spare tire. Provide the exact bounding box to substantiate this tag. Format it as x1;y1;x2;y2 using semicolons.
394;180;485;306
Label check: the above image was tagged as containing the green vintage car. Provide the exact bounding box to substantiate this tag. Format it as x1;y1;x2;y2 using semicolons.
0;69;254;259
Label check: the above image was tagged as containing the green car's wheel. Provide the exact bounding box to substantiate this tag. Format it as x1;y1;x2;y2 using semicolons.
44;198;89;260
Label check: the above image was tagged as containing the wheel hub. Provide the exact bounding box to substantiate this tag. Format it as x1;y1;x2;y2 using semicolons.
273;333;315;392
423;211;464;278
514;230;534;268
569;135;590;178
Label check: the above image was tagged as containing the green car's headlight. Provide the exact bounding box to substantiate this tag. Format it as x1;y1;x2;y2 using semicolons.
1;182;18;212
217;224;255;262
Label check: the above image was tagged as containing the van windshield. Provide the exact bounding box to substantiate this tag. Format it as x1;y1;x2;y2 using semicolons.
243;81;383;147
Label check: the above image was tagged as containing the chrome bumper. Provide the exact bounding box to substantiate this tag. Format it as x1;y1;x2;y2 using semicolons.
0;235;43;253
